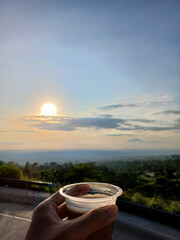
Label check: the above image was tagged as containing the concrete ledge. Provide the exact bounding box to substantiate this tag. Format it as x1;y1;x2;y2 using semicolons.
113;217;179;240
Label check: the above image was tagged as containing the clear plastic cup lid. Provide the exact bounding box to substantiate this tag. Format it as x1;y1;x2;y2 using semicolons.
59;182;123;203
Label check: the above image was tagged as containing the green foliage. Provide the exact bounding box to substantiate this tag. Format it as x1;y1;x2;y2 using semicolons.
131;192;148;205
135;183;156;197
0;160;5;166
1;155;179;214
116;171;138;189
0;163;23;179
122;192;180;214
41;162;103;185
165;201;180;214
23;162;40;180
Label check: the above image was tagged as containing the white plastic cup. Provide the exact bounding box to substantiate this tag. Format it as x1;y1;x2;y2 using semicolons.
60;182;123;239
59;182;123;216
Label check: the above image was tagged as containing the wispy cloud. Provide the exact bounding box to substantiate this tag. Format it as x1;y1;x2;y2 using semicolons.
0;130;35;133
122;124;180;132
99;103;144;111
128;138;142;142
104;134;133;137
0;142;22;145
99;95;174;111
98;114;113;118
153;110;180;115
129;119;156;123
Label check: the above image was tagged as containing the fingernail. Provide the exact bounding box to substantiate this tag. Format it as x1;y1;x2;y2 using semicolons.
106;205;117;217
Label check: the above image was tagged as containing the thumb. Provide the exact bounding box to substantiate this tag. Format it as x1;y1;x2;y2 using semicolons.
72;205;118;239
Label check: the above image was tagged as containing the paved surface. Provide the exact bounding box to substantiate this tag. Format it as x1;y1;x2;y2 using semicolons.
0;212;30;240
0;187;180;240
0;187;50;240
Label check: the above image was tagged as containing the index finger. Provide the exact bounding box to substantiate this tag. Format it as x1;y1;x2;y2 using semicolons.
48;191;65;206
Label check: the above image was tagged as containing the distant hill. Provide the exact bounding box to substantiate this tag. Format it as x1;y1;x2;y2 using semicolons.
0;149;180;165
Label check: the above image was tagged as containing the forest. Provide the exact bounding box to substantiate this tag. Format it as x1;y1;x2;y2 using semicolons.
0;155;180;214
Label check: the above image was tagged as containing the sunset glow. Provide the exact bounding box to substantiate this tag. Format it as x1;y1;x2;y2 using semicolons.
0;1;179;152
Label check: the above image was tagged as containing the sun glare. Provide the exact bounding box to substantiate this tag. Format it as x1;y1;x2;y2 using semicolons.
41;103;57;116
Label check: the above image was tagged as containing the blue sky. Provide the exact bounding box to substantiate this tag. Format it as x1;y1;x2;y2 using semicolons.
0;0;180;150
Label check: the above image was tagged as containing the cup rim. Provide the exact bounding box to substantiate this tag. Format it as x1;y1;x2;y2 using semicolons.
59;182;123;203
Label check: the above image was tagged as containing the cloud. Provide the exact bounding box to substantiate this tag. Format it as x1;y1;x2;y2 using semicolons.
0;130;34;133
175;118;180;123
98;114;113;118
104;134;133;137
21;114;180;132
0;142;22;145
153;110;180;115
99;95;174;111
122;123;180;132
99;103;143;111
22;115;126;131
129;119;156;123
153;95;174;102
128;138;142;142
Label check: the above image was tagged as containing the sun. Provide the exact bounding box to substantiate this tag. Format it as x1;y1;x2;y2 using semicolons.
41;103;57;116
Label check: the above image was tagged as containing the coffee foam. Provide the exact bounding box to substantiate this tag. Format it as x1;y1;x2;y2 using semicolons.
78;194;107;198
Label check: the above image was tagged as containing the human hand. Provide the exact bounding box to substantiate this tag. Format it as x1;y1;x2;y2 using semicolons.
25;191;118;240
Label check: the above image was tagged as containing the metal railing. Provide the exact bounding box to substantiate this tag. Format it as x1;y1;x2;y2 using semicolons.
0;178;56;193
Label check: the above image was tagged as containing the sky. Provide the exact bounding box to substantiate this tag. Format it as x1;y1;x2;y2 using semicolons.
0;0;180;151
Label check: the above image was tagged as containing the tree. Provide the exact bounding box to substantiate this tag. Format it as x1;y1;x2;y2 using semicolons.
0;164;23;179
